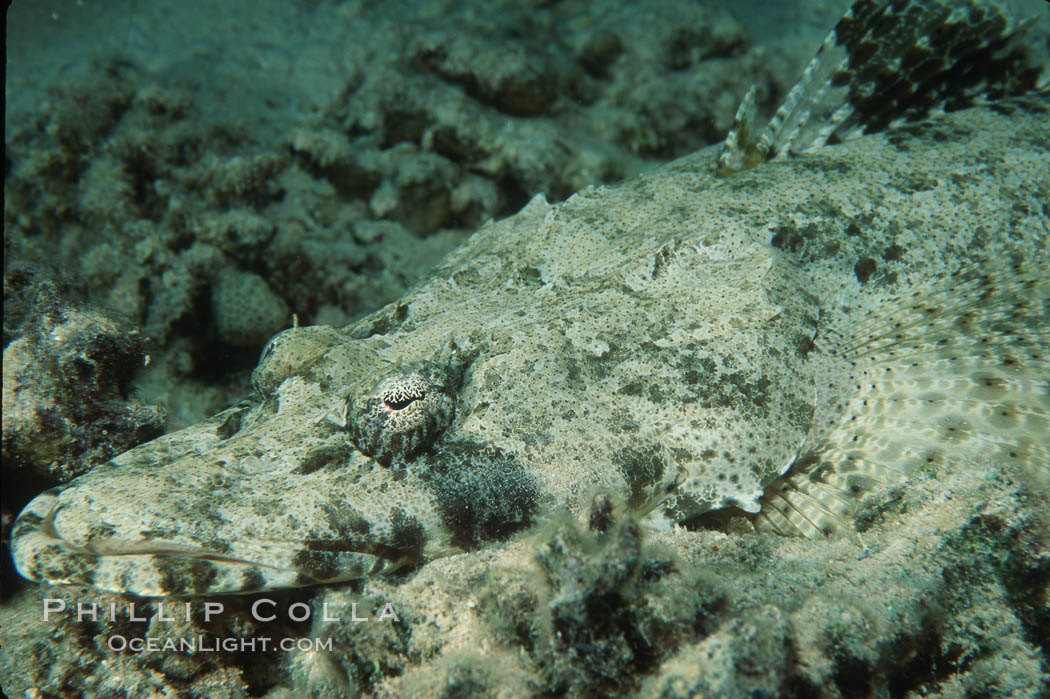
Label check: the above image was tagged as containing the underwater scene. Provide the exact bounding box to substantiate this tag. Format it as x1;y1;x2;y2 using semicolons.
3;0;1049;696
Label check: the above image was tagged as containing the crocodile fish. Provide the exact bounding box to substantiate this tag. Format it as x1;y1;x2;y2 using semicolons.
12;0;1050;596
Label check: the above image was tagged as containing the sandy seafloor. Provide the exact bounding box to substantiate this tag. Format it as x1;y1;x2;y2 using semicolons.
2;0;1050;696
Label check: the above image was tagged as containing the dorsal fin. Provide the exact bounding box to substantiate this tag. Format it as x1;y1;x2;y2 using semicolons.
717;0;1043;176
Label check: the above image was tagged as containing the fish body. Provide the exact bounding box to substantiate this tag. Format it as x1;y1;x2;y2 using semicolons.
11;0;1050;596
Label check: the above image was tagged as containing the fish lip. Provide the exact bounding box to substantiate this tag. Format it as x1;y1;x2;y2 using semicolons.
42;502;273;568
43;501;408;569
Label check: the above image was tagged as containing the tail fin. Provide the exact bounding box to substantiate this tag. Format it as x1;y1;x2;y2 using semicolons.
718;0;1043;176
754;255;1050;538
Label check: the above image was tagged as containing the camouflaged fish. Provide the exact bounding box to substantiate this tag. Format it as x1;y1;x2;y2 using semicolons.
12;0;1050;596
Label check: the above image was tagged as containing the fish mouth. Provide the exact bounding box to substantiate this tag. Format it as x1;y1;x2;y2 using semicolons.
13;491;397;597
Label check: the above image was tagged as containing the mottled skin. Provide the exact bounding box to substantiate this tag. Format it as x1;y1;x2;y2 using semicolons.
12;89;1050;596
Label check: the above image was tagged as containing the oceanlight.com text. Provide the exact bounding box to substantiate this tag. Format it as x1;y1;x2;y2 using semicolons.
106;635;335;653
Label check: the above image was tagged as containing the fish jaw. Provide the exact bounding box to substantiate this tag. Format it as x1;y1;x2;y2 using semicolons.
12;476;412;597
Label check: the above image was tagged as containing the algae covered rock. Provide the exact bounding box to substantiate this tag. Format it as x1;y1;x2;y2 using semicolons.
212;270;292;349
2;282;165;484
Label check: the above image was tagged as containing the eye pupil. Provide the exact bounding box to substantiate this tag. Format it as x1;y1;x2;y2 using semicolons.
384;394;421;411
381;382;426;411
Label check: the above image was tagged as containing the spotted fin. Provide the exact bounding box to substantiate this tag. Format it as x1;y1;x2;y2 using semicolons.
756;254;1050;537
718;0;1042;176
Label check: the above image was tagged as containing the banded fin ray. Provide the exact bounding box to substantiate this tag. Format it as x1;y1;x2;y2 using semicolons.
717;0;1043;175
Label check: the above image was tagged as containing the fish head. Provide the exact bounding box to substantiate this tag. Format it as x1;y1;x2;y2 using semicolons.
13;182;822;596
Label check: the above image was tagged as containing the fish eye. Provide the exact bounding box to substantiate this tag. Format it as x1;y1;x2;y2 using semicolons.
347;362;456;465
